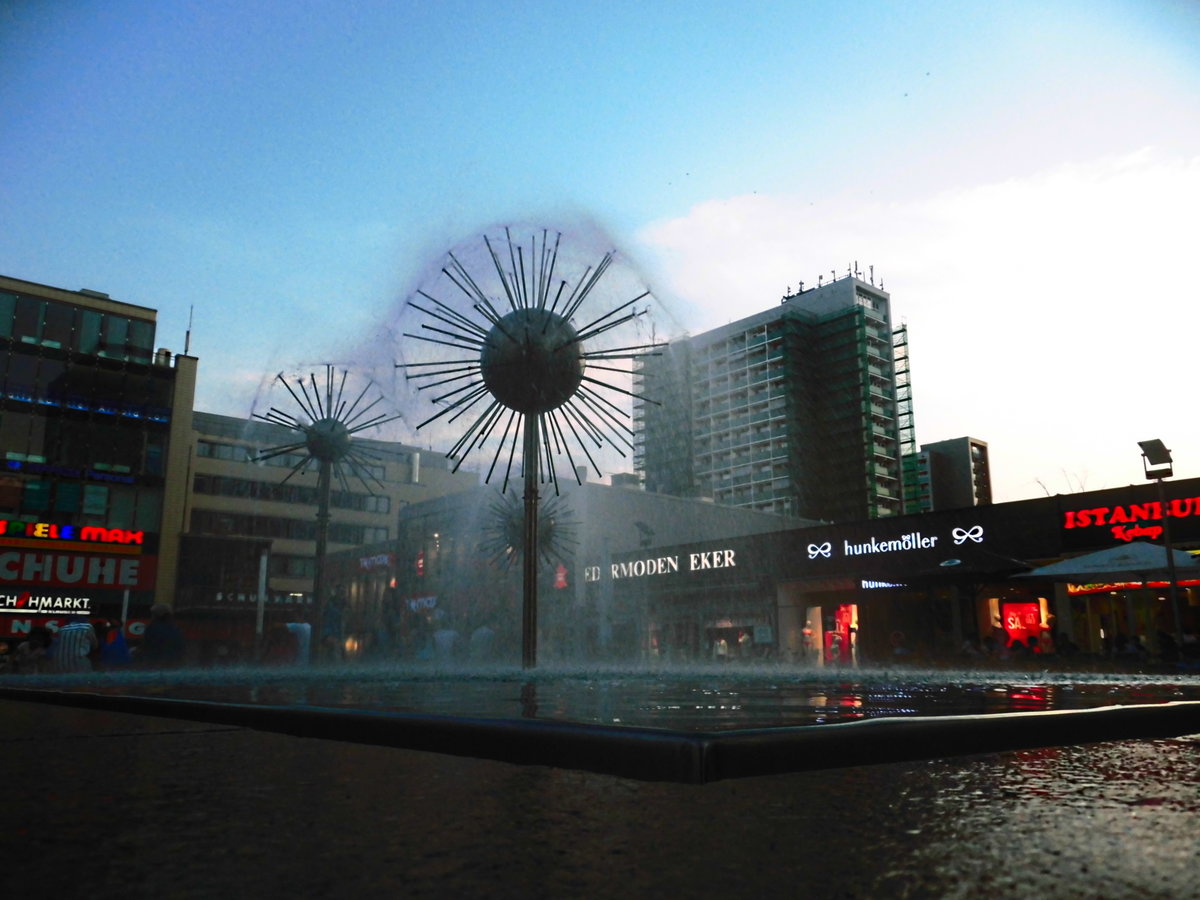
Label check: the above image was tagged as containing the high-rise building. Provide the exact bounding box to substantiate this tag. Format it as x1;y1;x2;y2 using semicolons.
902;436;992;513
634;275;905;522
0;274;196;637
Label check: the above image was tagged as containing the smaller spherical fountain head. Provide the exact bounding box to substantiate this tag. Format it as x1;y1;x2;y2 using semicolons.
480;308;584;415
251;366;400;492
305;417;353;464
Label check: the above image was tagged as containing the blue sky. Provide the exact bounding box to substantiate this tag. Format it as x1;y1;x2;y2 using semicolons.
3;0;1198;501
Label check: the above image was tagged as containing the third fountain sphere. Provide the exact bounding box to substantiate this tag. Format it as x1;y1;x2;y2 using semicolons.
480;308;585;414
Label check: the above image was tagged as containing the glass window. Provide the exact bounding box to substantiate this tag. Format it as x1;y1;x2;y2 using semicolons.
102;315;128;357
128;319;155;363
134;489;161;531
0;292;16;338
0;475;20;511
22;480;51;511
83;484;109;516
109;488;135;528
41;301;74;349
145;435;165;476
54;481;82;513
13;295;43;343
76;310;102;355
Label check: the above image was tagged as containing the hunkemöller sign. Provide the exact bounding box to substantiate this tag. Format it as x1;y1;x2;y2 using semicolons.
1063;497;1200;542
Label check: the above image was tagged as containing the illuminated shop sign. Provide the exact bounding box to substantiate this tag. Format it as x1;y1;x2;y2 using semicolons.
1066;578;1200;596
359;553;394;571
2;617;148;639
0;591;93;616
0;551;154;589
1062;498;1200;543
809;526;985;561
609;549;737;580
0;520;145;545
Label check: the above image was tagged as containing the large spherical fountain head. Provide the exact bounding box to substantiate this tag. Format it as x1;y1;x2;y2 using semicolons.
480;308;584;414
305;417;352;463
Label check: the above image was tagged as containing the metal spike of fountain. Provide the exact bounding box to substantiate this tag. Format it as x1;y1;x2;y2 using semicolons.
397;227;659;667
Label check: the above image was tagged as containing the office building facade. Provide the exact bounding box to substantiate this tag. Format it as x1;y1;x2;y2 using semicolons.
0;274;196;638
178;411;479;655
903;436;992;513
634;275;905;523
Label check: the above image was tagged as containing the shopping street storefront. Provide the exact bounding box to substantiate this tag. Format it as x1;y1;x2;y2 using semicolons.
603;478;1200;664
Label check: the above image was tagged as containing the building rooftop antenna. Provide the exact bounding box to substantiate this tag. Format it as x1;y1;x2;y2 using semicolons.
184;305;193;355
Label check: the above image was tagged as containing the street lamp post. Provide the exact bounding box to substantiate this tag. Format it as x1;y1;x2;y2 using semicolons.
1138;439;1183;647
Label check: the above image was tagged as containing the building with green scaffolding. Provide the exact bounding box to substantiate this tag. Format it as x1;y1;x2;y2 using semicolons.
634;274;913;523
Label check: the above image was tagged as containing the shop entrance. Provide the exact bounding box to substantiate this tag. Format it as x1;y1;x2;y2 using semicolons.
1000;600;1042;649
822;603;858;666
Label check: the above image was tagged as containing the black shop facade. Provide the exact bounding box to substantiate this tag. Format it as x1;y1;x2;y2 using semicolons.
600;477;1200;665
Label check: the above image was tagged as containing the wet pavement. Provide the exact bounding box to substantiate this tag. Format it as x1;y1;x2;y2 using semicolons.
4;697;1198;899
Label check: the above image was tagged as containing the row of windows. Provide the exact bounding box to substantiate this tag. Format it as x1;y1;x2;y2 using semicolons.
0;477;162;530
1;410;167;477
191;509;388;545
192;474;391;513
271;554;317;579
1;348;173;423
0;291;155;364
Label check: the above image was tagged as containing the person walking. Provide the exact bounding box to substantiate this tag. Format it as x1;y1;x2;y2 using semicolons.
49;619;98;673
138;604;186;668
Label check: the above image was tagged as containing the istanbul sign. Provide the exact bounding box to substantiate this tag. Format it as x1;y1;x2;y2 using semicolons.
1063;497;1200;543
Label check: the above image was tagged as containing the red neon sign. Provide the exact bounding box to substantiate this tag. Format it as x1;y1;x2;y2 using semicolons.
1062;497;1200;542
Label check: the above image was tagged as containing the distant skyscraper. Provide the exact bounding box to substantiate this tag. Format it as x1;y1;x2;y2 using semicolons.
634;275;906;522
902;436;992;513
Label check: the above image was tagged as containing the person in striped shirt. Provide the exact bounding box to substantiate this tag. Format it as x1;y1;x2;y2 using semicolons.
49;620;98;673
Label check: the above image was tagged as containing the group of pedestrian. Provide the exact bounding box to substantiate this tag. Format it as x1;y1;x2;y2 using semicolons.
1;604;186;675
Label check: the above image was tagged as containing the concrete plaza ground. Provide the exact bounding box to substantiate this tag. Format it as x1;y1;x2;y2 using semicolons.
4;697;1198;899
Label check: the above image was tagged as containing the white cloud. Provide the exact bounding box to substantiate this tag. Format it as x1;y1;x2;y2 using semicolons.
636;150;1200;501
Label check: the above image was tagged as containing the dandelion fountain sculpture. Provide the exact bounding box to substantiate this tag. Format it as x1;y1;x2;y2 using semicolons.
396;227;658;667
252;366;401;657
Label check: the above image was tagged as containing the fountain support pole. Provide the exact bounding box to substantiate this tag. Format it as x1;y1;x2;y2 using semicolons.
522;415;539;669
312;457;332;662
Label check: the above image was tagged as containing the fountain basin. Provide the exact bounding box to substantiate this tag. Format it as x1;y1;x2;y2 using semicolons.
5;666;1200;782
